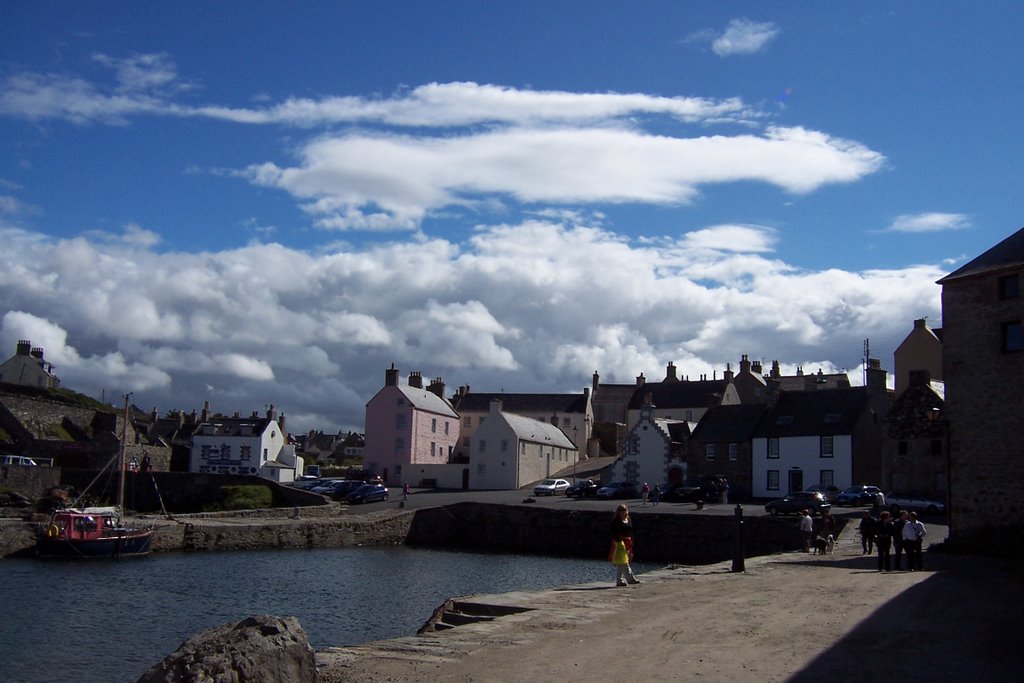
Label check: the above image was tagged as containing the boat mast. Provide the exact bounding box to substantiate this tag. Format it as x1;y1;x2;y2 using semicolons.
118;392;133;523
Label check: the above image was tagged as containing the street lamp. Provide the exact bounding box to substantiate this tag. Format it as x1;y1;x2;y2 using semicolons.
572;426;578;483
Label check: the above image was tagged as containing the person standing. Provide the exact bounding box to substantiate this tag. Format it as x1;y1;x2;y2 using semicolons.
902;511;927;571
651;484;661;506
875;511;894;571
799;509;814;552
858;510;877;554
641;482;650;506
893;510;909;570
402;482;410;502
610;504;640;586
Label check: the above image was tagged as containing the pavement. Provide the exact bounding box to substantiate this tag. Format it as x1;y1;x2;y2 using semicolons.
317;517;1021;683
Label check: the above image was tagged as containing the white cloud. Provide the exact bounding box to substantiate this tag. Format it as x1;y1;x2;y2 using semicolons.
712;19;780;57
246;125;884;232
886;212;971;233
0;219;943;432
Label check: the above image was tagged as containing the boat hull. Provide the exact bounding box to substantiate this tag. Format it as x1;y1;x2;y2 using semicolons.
37;529;153;559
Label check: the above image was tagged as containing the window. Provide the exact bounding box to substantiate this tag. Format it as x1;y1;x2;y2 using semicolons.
728;443;738;461
820;470;834;488
1002;321;1023;352
767;470;780;491
444;421;450;435
431;418;437;433
464;416;471;427
397;398;405;406
705;444;715;461
768;438;780;459
394;438;404;454
395;414;405;429
820;436;834;458
478;439;486;453
430;442;436;457
240;445;251;460
999;273;1020;300
563;418;571;427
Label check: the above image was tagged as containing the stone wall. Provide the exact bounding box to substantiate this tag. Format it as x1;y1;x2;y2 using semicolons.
0;463;61;500
3;503;813;562
406;503;806;564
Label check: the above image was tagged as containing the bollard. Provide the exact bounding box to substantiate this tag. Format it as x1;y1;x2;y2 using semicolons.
731;504;745;572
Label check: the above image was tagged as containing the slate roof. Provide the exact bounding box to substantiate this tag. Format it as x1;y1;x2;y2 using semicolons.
453;392;587;414
938;225;1024;283
197;416;277;437
689;404;768;443
751;388;872;438
626;379;729;410
502;412;575;448
396;385;459;418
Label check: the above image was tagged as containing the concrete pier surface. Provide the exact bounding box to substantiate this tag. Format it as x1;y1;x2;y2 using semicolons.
317;522;1020;683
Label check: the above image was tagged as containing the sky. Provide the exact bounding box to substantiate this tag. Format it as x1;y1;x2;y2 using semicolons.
1;2;1022;434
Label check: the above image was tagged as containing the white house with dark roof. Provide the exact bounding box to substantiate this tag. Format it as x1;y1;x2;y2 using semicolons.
612;399;690;489
189;404;298;482
0;340;60;390
470;399;577;490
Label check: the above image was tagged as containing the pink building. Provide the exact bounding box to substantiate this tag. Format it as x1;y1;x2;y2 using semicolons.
363;365;460;485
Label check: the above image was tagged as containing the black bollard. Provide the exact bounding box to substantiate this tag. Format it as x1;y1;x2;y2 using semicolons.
731;504;745;572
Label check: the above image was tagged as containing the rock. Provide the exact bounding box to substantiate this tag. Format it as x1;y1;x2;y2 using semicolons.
136;615;318;683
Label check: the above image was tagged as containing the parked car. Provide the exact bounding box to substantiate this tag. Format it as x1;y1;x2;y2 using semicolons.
326;480;366;499
596;481;638;499
661;484;705;503
763;491;832;515
564;479;600;497
834;485;882;506
805;484;841;500
0;455;37;466
533;478;571;496
346;483;389;504
887;490;946;515
309;479;345;494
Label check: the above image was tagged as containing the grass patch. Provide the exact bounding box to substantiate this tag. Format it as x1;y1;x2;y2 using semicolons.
204;484;273;512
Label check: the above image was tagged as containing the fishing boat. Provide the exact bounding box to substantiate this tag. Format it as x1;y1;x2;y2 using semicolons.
36;393;155;559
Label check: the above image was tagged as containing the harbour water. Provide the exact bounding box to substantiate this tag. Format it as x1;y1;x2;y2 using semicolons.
0;547;652;683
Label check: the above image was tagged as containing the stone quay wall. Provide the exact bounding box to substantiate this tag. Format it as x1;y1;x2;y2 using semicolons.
4;502;815;562
405;503;807;564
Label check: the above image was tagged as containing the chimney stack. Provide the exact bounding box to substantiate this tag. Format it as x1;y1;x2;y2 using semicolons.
665;361;678;382
385;363;399;387
408;371;423;389
427;377;445;399
16;340;30;356
751;359;763;374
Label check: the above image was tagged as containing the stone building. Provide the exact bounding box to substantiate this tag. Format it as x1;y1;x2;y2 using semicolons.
0;340;60;390
882;369;947;497
893;318;943;397
937;225;1024;544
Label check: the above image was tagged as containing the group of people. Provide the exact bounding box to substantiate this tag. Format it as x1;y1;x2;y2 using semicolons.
799;508;837;552
640;482;661;506
859;509;927;571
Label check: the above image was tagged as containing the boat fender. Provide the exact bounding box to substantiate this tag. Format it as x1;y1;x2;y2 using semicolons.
46;524;59;538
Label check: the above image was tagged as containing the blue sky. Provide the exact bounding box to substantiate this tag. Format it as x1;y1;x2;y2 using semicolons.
1;2;1021;433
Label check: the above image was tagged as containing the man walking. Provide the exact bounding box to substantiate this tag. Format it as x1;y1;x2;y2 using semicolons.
902;511;927;571
800;509;814;552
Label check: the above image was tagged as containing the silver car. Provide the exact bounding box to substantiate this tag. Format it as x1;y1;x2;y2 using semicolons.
887;490;946;515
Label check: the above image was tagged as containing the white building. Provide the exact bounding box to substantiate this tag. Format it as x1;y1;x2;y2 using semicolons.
189;405;300;482
471;399;577;490
612;401;690;487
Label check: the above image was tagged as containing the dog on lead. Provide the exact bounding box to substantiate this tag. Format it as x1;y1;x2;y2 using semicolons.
812;535;835;555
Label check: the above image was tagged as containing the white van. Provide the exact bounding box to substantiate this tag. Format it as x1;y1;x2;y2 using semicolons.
1;455;37;466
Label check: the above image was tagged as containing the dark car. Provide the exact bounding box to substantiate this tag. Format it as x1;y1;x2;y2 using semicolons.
346;483;389;504
763;491;832;515
564;479;600;497
328;480;367;500
596;481;638;499
661;484;705;503
834;485;882;506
